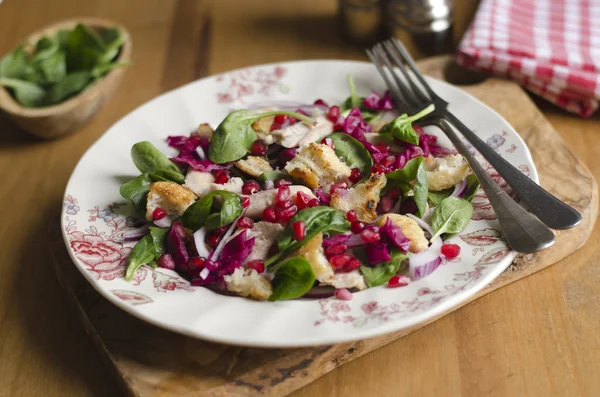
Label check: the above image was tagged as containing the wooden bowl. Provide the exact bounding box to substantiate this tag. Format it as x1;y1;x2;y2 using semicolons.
0;18;132;139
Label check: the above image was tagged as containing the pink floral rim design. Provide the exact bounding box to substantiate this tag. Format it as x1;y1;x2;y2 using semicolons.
61;60;535;347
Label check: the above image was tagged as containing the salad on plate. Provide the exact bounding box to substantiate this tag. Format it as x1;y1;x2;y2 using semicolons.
120;76;479;301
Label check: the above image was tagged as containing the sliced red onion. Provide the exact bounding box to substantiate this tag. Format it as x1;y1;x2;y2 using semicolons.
334;288;353;301
153;215;173;228
346;234;366;248
199;267;210;280
303;286;335;299
451;178;468;198
193;227;211;258
264;180;275;190
195;146;207;160
409;235;443;280
406;213;434;236
123;225;149;241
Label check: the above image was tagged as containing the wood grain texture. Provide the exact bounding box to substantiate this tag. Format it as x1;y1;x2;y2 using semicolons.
2;1;600;397
47;55;597;397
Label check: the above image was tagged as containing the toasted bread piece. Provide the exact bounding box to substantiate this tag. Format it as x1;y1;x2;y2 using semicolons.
146;181;197;221
330;173;387;223
293;233;334;283
224;268;272;300
235;156;273;177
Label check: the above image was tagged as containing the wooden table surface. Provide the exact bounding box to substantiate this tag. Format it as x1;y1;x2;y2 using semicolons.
1;1;598;396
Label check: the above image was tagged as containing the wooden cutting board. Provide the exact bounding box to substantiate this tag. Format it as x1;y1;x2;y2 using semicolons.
49;56;598;397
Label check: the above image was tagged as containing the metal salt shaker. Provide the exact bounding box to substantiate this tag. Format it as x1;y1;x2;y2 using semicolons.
386;0;454;57
338;0;385;44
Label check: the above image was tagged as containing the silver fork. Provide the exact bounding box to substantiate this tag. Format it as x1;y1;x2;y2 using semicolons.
367;39;581;231
367;40;558;253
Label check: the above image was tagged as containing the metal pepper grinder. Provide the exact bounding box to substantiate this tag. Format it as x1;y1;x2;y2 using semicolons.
386;0;454;57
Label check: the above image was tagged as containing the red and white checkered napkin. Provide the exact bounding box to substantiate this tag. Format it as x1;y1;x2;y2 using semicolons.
457;0;600;117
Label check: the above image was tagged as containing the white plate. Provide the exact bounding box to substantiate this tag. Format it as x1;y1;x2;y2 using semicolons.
62;60;535;347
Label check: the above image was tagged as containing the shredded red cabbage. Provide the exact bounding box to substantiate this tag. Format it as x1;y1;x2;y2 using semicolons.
365;242;391;264
158;253;176;270
166;135;188;149
220;230;255;264
166;221;190;272
314;188;331;204
344;108;381;154
363;90;394;110
322;233;351;248
380;218;411;252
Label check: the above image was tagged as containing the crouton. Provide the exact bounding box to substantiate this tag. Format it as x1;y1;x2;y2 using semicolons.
330;173;387;223
211;176;244;194
145;181;197;221
243;186;316;219
293;233;334;283
244;221;284;262
251;115;276;145
285;143;351;189
425;154;470;191
224;268;272;300
235;156;273;177
183;170;215;197
377;214;428;253
329;270;367;290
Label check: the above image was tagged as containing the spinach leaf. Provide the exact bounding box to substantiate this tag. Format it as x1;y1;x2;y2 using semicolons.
266;206;350;266
44;71;91;105
463;174;480;202
428;188;452;206
340;74;363;112
327;132;372;182
149;169;185;184
257;170;290;184
99;27;126;63
149;226;168;257
385;156;424;196
131;141;183;179
120;173;152;210
360;249;408;287
37;50;67;85
66;24;106;70
378;104;435;144
181;190;243;231
33;36;59;62
125;235;155;281
430;197;473;241
56;30;71;50
209;109;313;164
413;159;428;218
0;77;46;107
0;46;28;78
91;61;128;79
268;256;316;301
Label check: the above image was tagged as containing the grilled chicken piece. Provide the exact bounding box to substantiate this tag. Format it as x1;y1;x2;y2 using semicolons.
285;143;351;189
424;154;470;191
330;173;387;223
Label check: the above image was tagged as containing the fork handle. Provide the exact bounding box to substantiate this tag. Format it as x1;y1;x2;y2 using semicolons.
435;120;555;253
444;112;581;230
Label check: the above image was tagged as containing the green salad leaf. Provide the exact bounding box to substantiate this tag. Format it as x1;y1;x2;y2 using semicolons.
269;256;316;301
463;174;480;202
385;156;428;217
413;159;428;218
257;170;290;184
428;188;453;206
0;77;46;107
131;141;184;181
120;173;152;211
0;46;28;78
360;249;408;287
326;132;372;183
125;234;155;281
181;190;243;231
341;74;363;112
149;226;168;258
378;105;435;144
430;196;473;241
266;206;350;266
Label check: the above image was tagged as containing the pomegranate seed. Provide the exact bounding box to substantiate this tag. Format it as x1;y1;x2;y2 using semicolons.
380;196;394;213
278;205;298;222
308;198;320;207
371;163;386;174
330;254;351;270
387;187;401;200
413;125;424;135
296;191;312;210
276;185;290;202
273;114;287;125
335;288;352;300
237;216;254;229
276;198;292;210
327;105;340;122
292;220;307;241
375;142;391;153
381;155;396;167
246;260;265;273
388;275;410;288
321;137;335;150
158;253;176;270
314;99;328;107
262;207;279;223
242;196;250;208
214;169;230;184
242;180;261;195
343;258;362;272
326;243;347;256
206;233;220;247
330;181;348;194
349;168;362;184
250;139;268;156
360;229;381;244
351;221;365;234
270;122;282;132
333;115;345;131
152;207;167;221
441;243;461;259
346;209;357;222
400;199;417;214
274;178;292;188
188;257;206;270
